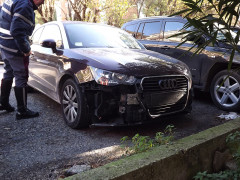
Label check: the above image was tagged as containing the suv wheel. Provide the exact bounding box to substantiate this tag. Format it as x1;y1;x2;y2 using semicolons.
61;79;89;129
210;70;240;111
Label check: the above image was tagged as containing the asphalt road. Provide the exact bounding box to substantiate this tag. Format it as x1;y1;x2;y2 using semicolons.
0;64;229;179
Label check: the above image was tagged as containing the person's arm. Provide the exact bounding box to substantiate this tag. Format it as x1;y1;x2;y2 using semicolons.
10;1;34;55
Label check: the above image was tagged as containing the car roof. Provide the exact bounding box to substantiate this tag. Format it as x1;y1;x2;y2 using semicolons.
42;21;115;28
33;21;121;35
122;16;186;26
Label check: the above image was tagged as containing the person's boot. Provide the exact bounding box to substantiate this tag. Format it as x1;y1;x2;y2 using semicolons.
0;79;15;112
14;87;39;120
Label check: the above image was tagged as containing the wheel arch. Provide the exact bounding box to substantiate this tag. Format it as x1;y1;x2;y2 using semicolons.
205;62;239;92
60;77;90;129
210;68;240;111
58;73;79;102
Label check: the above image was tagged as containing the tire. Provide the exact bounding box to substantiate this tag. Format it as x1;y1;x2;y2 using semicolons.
210;70;240;111
60;79;89;129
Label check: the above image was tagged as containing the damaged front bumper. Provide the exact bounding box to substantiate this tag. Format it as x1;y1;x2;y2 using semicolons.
83;75;192;126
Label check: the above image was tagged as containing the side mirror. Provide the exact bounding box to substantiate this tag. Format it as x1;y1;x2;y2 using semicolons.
187;35;205;45
41;39;57;53
196;37;206;45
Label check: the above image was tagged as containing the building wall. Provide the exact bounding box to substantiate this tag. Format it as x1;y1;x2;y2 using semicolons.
123;6;138;21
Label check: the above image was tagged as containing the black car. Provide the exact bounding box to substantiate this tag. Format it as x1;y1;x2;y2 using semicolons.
122;16;240;111
28;21;192;129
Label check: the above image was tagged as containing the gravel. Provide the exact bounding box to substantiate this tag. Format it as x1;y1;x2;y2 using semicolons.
0;88;229;180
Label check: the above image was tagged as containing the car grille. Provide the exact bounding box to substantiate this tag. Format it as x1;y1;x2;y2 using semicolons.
141;76;188;92
140;76;188;117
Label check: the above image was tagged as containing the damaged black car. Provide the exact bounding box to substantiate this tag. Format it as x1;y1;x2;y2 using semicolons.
29;21;192;129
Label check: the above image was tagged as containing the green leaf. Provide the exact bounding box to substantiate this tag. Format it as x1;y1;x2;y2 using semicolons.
185;3;202;13
169;9;191;16
228;49;235;71
234;31;240;44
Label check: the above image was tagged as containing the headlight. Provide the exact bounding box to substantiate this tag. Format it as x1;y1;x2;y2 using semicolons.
90;67;136;86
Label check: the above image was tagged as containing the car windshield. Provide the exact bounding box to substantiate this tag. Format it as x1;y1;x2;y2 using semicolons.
212;24;237;42
217;30;236;41
64;23;142;49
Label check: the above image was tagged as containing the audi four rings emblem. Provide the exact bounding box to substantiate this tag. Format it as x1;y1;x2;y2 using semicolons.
158;79;177;90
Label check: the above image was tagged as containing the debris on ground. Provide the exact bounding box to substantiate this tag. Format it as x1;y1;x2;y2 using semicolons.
217;112;240;120
64;164;91;176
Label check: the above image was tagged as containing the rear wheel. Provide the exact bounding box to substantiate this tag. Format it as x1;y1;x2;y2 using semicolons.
61;79;89;129
210;70;240;111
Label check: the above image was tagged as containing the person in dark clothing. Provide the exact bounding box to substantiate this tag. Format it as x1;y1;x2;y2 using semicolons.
0;0;44;120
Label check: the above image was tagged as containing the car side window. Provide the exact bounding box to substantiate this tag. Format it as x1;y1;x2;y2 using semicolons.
39;25;63;49
32;27;44;45
136;23;144;39
124;24;136;35
141;21;161;41
163;21;186;42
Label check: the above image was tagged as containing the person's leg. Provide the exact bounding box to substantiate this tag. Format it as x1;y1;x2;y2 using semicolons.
6;53;39;119
0;51;15;112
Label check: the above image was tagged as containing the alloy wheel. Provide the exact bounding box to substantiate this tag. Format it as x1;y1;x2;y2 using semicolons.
62;85;78;123
214;75;240;108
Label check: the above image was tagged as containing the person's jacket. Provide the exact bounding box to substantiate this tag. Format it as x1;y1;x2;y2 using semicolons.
0;0;37;56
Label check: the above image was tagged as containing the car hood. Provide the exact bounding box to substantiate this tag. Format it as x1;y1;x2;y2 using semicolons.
63;48;190;77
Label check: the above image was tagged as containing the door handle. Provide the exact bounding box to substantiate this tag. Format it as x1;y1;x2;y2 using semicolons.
160;46;170;50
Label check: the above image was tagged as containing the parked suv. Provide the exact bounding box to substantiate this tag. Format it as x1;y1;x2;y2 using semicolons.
122;16;240;111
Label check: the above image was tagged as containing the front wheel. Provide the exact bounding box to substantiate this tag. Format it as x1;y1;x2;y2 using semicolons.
210;70;240;111
61;79;89;129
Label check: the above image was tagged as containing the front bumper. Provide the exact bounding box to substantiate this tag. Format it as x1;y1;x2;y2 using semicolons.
85;75;192;126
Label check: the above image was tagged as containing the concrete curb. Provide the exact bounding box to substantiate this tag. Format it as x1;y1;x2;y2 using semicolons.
64;119;240;180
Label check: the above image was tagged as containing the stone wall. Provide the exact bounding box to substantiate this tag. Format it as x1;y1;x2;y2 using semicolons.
65;118;240;180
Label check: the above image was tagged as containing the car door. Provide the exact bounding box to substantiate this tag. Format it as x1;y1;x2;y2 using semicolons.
29;24;64;101
161;20;203;85
138;19;203;85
